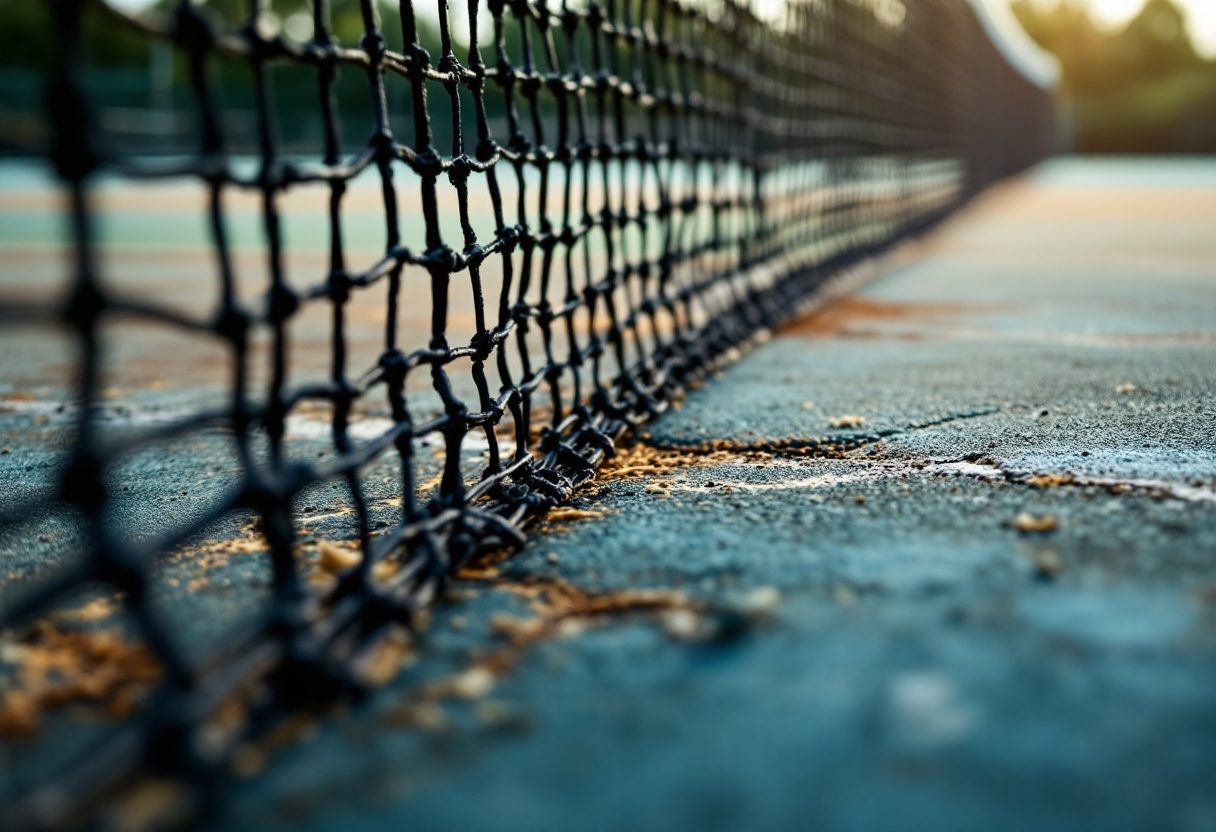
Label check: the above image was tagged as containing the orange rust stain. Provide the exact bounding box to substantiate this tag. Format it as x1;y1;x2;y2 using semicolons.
779;296;985;339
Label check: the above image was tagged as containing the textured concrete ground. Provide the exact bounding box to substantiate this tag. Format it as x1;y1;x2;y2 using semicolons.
3;157;1216;831
180;158;1216;832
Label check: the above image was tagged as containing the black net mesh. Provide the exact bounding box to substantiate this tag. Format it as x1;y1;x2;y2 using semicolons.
0;0;1051;825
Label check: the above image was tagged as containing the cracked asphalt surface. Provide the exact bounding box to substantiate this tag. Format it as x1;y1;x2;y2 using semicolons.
2;157;1215;831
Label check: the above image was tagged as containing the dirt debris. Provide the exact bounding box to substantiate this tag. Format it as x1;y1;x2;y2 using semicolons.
425;666;496;701
353;625;417;687
228;711;321;779
600;436;859;480
317;540;361;574
1028;473;1075;488
49;596;123;623
305;539;403;586
486;577;696;648
828;415;867;428
0;619;162;737
103;778;191;832
543;508;607;523
598;440;756;481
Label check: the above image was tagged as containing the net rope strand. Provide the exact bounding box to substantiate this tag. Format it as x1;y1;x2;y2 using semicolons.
0;0;1051;825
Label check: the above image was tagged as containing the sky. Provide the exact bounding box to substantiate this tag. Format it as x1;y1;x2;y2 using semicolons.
105;0;1216;59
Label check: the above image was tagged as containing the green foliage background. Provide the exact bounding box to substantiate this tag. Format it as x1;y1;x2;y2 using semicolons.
1012;0;1216;152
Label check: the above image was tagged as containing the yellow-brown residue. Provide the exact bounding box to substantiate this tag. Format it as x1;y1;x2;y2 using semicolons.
167;519;266;578
1028;473;1075;488
604;435;861;471
597;440;752;481
48;597;122;623
378;573;697;733
0;619;162;737
779;296;979;338
301;539;405;587
501;577;691;633
454;567;698;654
543;508;606;522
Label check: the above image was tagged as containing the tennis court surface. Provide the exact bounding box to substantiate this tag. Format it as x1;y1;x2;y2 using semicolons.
2;0;1215;830
5;154;1216;832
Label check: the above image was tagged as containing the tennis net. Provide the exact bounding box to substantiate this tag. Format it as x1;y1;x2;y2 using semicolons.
0;0;1052;826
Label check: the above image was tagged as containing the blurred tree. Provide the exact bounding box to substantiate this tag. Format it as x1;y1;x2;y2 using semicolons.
1116;0;1201;81
0;0;152;68
1011;0;1121;96
1012;0;1216;152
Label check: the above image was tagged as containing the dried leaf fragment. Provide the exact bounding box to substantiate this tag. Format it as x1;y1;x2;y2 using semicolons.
0;621;162;737
354;625;416;687
828;415;866;428
1012;512;1059;533
544;508;604;522
317;541;361;574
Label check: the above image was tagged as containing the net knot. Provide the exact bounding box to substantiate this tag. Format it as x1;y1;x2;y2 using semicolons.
575;422;617;459
414;147;445;177
357;32;386;62
423;244;465;274
327;270;352;304
438;53;464;79
510;461;570;507
540;430;598;478
475;138;498;163
266;283;300;324
406;41;431;72
60;280;104;331
378;350;409;389
469;330;498;361
212;306;250;345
